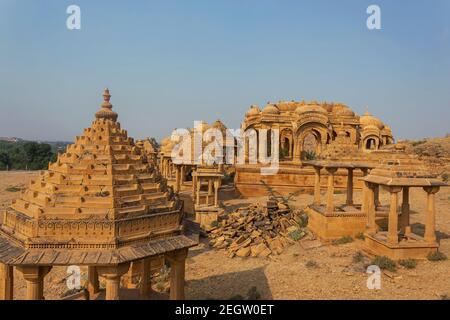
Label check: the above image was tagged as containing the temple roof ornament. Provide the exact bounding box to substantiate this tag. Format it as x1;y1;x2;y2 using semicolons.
360;111;384;129
262;103;280;115
295;104;327;115
95;88;118;122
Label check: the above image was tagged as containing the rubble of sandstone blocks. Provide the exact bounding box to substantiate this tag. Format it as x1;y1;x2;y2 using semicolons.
208;201;308;258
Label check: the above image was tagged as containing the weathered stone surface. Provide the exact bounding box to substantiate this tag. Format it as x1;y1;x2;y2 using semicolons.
208;201;307;258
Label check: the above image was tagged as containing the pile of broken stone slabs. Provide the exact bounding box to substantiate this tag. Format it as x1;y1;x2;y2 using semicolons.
208;201;307;258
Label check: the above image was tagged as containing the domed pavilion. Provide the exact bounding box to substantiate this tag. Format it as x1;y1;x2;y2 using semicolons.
0;89;198;300
235;100;395;197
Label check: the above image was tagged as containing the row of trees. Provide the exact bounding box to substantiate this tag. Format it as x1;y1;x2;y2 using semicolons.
0;141;57;170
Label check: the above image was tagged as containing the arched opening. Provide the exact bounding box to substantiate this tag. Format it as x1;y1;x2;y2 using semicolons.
301;132;320;160
279;129;293;160
365;138;377;150
185;168;193;182
283;137;290;154
266;129;272;157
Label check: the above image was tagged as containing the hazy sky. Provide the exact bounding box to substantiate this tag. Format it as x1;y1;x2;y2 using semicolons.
0;0;449;142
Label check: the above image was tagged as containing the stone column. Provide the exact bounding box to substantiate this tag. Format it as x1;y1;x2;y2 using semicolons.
213;179;220;207
346;168;354;206
167;249;188;300
293;138;301;164
175;165;181;193
192;174;197;203
17;266;52;300
366;183;377;233
313;167;321;206
325;168;338;214
387;187;402;244
207;179;213;206
0;263;13;300
97;263;130;300
196;178;201;206
374;185;380;208
87;266;99;298
423;186;440;243
163;159;167;178
400;187;410;233
361;181;368;214
139;259;152;300
180;166;185;185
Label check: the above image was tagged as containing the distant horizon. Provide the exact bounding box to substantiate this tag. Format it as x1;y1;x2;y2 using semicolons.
1;0;449;141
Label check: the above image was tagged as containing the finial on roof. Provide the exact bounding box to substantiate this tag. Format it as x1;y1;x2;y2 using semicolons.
95;88;118;121
103;88;111;103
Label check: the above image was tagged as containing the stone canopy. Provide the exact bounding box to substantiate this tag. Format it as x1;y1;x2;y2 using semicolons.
0;89;198;266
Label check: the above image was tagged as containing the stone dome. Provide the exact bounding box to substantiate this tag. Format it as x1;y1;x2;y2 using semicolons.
295;104;327;115
381;125;392;134
321;103;334;113
262;103;280;115
332;104;355;117
246;105;260;117
276;101;298;112
362;124;381;132
360;111;384;129
212;119;227;133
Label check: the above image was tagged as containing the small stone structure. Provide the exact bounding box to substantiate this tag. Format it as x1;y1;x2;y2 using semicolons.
0;89;198;300
361;156;448;260
159;121;231;228
303;160;373;241
192;165;225;229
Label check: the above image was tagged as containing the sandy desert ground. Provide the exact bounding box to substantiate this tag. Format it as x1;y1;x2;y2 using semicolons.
1;171;449;300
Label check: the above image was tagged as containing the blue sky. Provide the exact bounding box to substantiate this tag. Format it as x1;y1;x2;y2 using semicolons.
0;0;449;141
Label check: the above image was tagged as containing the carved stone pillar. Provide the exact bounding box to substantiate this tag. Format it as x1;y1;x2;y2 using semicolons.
213;179;220;207
175;165;181;193
192;173;197;201
313;167;321;206
139;258;152;300
167;249;188;300
387;187;402;244
207;179;213;205
196;178;201;206
346;168;354;206
366;183;377;233
293;137;301;164
0;263;14;300
423;186;440;243
97;263;130;300
374;185;380;208
87;266;99;298
400;187;410;233
17;266;52;300
180;166;185;185
361;181;368;214
325;168;338;213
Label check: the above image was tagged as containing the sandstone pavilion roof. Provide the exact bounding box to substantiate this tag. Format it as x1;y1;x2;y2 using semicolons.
362;154;448;187
0;89;198;266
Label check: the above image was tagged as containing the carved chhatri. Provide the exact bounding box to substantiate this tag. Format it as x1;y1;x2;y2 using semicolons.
2;88;180;249
0;89;198;300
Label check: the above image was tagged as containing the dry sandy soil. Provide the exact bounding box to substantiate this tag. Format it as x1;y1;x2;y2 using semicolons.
1;171;450;300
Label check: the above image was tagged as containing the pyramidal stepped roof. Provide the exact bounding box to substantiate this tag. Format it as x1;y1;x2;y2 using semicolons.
10;88;176;220
0;89;195;257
